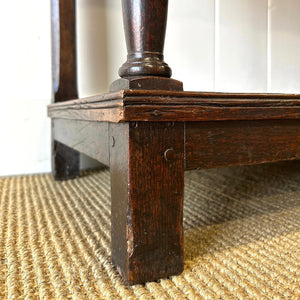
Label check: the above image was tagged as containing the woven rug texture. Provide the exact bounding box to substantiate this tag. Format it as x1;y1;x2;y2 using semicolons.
0;161;299;299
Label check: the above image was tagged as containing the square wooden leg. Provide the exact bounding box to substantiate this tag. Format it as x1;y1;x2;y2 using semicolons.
52;140;80;180
109;122;184;284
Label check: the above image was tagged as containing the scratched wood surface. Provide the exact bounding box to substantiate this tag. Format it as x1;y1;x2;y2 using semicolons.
109;122;184;284
49;0;300;286
53;119;109;166
185;120;300;170
48;89;300;123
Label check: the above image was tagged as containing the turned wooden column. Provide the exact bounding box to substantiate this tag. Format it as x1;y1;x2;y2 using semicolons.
119;0;171;78
111;0;183;92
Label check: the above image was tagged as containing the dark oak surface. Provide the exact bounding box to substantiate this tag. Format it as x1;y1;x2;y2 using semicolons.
185;120;300;170
48;89;300;122
110;76;183;92
54;119;109;167
53;118;300;171
110;122;184;284
51;0;80;180
119;0;172;78
52;0;78;101
50;0;300;285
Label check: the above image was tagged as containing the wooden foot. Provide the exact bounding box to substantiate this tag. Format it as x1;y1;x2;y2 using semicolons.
52;140;80;180
109;122;184;284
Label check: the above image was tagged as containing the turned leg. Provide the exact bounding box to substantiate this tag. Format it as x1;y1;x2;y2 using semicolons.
119;0;171;77
111;0;183;92
109;122;184;284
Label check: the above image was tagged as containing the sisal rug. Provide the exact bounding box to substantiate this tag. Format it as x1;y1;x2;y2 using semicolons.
0;161;299;299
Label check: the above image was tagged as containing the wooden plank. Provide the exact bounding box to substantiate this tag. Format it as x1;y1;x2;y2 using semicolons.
109;122;184;284
53;119;109;166
185;120;300;170
48;90;300;122
49;104;300;122
49;107;123;123
123;105;300;122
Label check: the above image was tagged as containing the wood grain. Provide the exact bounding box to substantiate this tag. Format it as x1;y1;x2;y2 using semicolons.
185;120;300;170
119;0;172;77
53;119;109;167
53;0;78;101
109;122;184;284
110;76;183;92
48;90;300;122
49;0;300;286
51;0;80;180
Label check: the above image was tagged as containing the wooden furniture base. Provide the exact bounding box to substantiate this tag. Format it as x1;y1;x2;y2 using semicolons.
49;91;300;284
49;0;300;284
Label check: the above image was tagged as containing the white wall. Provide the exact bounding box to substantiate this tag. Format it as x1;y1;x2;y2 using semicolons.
0;1;52;176
269;0;300;92
0;0;299;176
